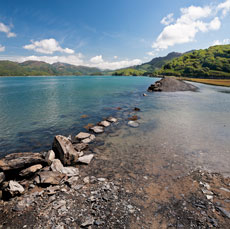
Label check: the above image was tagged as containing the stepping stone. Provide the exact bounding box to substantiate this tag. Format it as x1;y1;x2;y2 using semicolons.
75;132;91;140
90;126;104;134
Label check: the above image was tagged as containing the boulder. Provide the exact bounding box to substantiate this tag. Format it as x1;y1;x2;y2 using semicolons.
78;154;94;165
99;120;110;127
51;159;79;177
52;135;79;165
19;164;43;177
81;134;95;144
74;143;88;151
0;152;46;171
128;121;139;128
90;126;104;134
8;180;24;195
107;117;117;123
36;171;66;185
147;76;198;92
45;150;55;164
75;132;91;140
0;172;5;184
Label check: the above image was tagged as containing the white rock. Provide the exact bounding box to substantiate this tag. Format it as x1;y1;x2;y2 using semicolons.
9;180;24;194
51;159;79;177
62;167;79;177
78;154;94;164
99;120;110;127
45;150;55;164
83;176;90;184
90;126;104;134
75;132;91;140
51;159;64;173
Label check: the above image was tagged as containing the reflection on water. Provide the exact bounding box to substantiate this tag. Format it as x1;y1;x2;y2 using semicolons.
0;76;230;176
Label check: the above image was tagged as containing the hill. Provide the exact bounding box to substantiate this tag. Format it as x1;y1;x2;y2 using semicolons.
0;61;102;76
156;45;230;79
111;52;182;76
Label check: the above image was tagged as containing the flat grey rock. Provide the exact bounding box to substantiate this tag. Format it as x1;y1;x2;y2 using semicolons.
75;132;91;140
99;120;111;127
78;154;94;164
90;126;104;134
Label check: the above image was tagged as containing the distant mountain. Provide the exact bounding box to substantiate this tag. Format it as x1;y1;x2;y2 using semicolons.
156;44;230;79
111;52;182;76
0;60;102;76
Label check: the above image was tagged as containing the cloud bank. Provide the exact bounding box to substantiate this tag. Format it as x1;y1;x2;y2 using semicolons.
151;0;230;51
23;38;75;54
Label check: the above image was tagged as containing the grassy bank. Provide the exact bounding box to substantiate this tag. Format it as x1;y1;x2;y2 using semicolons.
180;77;230;87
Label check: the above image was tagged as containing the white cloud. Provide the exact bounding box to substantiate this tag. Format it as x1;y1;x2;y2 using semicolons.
89;55;142;69
23;38;75;54
0;22;16;38
0;45;5;52
114;56;118;59
90;55;103;64
161;13;174;25
18;53;84;65
217;0;230;16
152;5;222;51
209;17;221;30
146;51;157;57
213;38;230;45
17;53;142;70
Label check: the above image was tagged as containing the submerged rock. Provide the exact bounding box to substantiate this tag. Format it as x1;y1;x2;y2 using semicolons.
19;164;43;177
128;121;139;128
52;135;79;166
78;154;94;165
147;76;198;92
0;152;46;171
90;126;104;134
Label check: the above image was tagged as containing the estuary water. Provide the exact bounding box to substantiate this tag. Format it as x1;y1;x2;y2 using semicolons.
0;76;230;175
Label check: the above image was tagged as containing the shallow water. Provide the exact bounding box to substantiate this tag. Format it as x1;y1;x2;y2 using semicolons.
0;76;230;175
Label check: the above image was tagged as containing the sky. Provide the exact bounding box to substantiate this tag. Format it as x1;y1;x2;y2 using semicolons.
0;0;230;70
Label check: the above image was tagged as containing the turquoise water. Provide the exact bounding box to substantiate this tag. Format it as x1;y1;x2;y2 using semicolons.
0;76;153;155
0;76;230;175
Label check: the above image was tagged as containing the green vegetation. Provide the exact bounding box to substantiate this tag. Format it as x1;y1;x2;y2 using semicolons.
112;68;146;76
0;61;101;76
156;45;230;79
111;52;182;76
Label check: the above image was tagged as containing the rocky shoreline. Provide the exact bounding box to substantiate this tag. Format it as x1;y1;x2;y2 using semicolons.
0;88;230;228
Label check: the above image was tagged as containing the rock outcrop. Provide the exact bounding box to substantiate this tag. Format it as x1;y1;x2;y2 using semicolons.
52;135;79;166
0;152;46;171
148;76;198;92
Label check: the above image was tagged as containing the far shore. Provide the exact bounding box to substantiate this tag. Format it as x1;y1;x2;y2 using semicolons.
179;77;230;87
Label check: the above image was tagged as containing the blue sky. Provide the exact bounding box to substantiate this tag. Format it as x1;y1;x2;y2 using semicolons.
0;0;230;69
